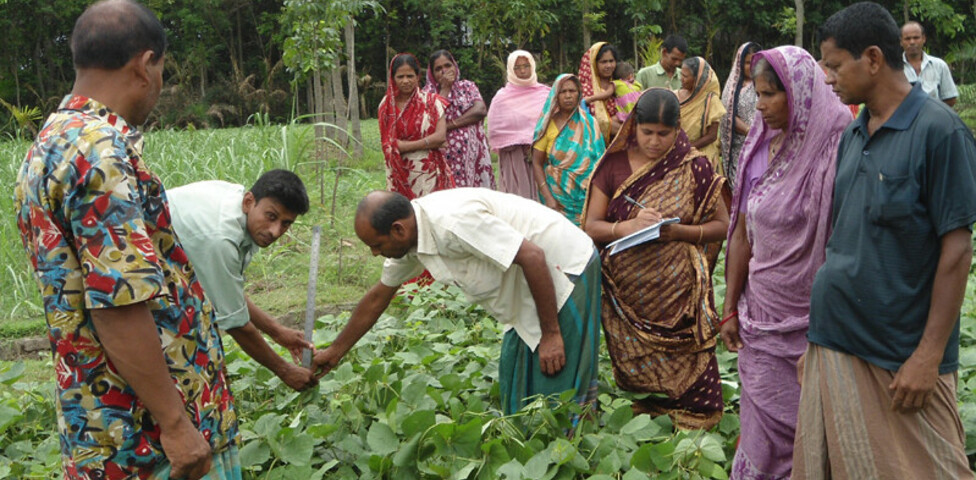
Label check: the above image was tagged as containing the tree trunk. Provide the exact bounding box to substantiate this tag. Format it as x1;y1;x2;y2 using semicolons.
633;19;639;68
331;67;349;147
345;17;363;157
313;70;327;202
794;0;805;47
903;0;909;23
582;0;592;48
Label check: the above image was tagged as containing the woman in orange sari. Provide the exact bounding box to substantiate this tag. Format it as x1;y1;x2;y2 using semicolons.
377;53;454;199
582;89;729;429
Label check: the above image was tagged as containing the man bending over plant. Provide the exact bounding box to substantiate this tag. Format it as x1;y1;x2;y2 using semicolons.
314;188;601;415
168;169;316;391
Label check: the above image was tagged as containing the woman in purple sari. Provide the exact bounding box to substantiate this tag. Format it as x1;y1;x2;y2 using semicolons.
719;46;851;479
425;50;496;188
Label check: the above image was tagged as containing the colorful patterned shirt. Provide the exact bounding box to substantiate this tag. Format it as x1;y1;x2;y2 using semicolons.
15;95;238;479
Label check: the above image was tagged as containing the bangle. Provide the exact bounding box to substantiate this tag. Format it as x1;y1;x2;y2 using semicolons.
611;221;619;238
719;311;738;327
424;137;430;148
697;225;704;244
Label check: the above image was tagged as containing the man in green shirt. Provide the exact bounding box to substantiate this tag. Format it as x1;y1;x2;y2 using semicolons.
169;169;316;391
794;3;976;478
635;34;688;91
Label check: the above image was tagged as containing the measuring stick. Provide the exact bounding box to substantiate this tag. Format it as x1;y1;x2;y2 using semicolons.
302;226;322;368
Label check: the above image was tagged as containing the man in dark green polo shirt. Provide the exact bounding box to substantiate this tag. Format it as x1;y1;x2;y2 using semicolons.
792;3;976;478
635;35;687;91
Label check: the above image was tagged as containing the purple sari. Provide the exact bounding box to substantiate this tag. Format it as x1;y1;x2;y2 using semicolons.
726;47;852;479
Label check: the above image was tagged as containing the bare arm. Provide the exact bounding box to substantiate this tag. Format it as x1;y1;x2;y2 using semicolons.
889;228;972;412
92;303;212;480
720;214;751;351
734;117;751;135
532;147;560;211
943;97;957;108
246;296;311;363
691;122;720;149
511;239;565;375
398;116;447;153
657;194;730;243
447;100;487;130
312;282;399;378
584;82;614;103
226;323;315;391
582;184;666;243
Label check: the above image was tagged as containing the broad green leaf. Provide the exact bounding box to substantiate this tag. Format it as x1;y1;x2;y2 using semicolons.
401;409;436;437
366;422;399;455
586;476;615;480
524;450;552;478
650;441;675;471
238;440;270;468
548;438;576;466
277;432;315;466
454;418;484;457
253;413;285;438
620;414;661;440
0;362;25;385
605;404;633;432
0;405;23;434
700;434;727;462
595;449;622;473
623;467;649;480
629;443;656;473
393;433;421;467
497;459;525;479
310;460;340;480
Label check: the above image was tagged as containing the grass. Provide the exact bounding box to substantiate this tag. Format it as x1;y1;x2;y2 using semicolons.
0;119;388;338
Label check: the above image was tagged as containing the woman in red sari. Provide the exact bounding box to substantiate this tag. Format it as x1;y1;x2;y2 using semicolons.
378;53;454;199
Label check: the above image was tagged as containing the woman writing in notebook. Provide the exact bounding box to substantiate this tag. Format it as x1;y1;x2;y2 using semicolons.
581;88;729;430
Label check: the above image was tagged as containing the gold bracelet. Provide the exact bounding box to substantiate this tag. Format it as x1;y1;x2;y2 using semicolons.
697;225;704;244
611;221;618;238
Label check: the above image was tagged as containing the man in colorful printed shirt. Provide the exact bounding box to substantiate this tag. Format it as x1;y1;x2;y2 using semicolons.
14;1;239;479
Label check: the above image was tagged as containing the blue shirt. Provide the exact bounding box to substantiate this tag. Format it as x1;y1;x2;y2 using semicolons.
809;84;976;374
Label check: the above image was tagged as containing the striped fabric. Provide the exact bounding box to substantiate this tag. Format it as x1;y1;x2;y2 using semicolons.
793;344;974;480
150;445;242;480
498;251;602;417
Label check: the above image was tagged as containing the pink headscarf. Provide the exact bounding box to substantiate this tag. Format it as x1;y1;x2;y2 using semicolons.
486;50;551;151
728;46;852;334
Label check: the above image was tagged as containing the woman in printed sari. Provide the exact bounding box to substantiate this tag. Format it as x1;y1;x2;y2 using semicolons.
531;74;606;226
378;53;453;199
581;89;729;430
719;46;850;480
424;50;495;189
578;42;621;144
678;57;726;172
486;50;551;200
719;42;762;187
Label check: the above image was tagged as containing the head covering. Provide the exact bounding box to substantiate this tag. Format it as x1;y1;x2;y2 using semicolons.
532;74;606;225
679;57;726;167
578;42;618;143
728;45;852;333
506;50;538;86
720;42;760;180
377;53;453;199
487;51;551;151
424;50;460;92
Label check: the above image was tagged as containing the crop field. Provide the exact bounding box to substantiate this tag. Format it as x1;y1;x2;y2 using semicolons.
0;121;974;478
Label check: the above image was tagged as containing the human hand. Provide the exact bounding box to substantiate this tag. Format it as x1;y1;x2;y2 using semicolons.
543;194;562;213
440;67;457;89
719;314;742;352
630;208;664;231
312;346;343;380
888;353;940;413
160;417;212;480
538;332;566;376
277;363;318;391
600;82;615;99
273;326;313;364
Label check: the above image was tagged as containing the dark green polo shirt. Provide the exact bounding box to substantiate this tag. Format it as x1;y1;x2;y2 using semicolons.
809;84;976;374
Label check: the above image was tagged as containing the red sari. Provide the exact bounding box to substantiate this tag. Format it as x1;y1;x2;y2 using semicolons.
378;53;454;199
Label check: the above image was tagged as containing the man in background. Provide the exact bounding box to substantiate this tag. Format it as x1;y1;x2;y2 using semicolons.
635;34;688;91
901;20;958;106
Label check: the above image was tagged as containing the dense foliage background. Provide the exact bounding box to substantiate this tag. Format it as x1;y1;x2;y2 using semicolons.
1;0;975;138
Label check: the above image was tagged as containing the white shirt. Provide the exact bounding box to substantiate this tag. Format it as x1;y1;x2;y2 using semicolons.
903;52;958;101
380;188;595;350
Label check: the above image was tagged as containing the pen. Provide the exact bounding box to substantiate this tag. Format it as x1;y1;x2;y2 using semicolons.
624;195;646;209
